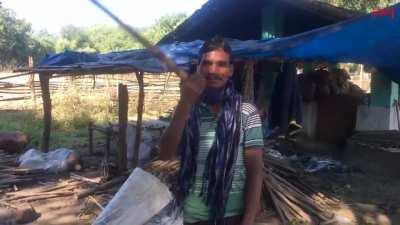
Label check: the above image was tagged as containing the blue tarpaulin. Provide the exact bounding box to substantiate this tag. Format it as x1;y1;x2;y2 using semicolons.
40;4;400;82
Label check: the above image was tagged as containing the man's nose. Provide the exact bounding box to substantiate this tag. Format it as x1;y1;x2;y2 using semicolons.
208;63;218;73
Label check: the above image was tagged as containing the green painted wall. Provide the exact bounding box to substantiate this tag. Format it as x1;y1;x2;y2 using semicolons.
258;2;284;111
261;3;284;40
370;73;399;108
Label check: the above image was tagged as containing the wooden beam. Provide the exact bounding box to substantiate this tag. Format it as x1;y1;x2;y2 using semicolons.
117;83;128;173
39;73;52;152
132;72;145;168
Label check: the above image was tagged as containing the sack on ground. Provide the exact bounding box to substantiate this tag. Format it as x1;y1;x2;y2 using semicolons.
93;168;182;225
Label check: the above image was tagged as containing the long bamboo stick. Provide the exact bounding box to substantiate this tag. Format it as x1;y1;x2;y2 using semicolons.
89;0;187;80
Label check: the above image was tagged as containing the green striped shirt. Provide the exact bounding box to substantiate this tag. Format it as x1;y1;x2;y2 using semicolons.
183;102;264;223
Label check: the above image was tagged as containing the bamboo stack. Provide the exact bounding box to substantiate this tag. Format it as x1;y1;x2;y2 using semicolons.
146;153;340;225
263;151;339;225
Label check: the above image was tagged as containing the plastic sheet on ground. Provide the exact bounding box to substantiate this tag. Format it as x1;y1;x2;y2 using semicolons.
289;155;348;173
265;148;284;160
18;148;78;173
93;168;182;225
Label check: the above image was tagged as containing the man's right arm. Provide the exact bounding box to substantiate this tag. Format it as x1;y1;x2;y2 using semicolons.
159;73;205;160
159;100;192;160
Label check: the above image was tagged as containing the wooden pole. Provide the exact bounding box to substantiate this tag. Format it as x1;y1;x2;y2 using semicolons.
29;74;37;110
89;0;188;80
28;56;37;110
39;73;52;152
133;71;145;168
92;74;96;89
105;125;112;161
243;60;255;102
117;83;128;173
88;121;94;155
77;175;127;199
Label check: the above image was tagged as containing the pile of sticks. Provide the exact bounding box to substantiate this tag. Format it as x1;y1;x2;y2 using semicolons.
146;153;340;225
0;167;48;189
0;150;48;189
1;180;82;203
263;150;339;225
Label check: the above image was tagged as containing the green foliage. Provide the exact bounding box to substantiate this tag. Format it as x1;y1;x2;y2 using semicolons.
84;25;142;52
0;85;118;149
0;6;187;69
31;30;56;64
322;0;398;12
144;13;187;44
0;7;57;68
0;110;85;149
0;7;32;69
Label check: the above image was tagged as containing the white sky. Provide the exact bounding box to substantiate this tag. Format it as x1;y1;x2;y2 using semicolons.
2;0;207;34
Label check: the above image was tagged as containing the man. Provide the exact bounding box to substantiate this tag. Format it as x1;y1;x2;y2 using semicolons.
159;36;264;225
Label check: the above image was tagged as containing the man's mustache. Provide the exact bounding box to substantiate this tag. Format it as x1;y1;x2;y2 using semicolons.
205;74;223;81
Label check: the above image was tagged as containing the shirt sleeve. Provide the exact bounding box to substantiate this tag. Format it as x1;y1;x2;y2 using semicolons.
242;103;264;149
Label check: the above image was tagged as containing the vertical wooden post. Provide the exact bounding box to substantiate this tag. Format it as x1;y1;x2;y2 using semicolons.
243;60;255;102
88;121;94;155
133;71;145;168
105;124;112;162
117;83;128;173
28;56;37;110
39;73;52;152
92;74;96;89
29;74;37;110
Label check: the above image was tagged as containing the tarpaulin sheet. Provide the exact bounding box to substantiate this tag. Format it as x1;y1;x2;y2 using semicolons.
40;4;400;82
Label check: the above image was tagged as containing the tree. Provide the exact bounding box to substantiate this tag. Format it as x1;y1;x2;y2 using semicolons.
0;7;55;69
0;7;32;69
0;10;187;69
31;30;56;65
144;13;187;44
55;25;94;52
322;0;398;12
85;25;142;52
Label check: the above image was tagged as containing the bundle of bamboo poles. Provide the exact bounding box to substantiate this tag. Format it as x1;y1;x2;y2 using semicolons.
146;152;340;225
263;150;340;225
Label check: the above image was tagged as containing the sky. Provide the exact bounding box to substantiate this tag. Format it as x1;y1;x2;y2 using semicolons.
2;0;207;34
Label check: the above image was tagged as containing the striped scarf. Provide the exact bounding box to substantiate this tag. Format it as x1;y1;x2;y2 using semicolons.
178;80;242;223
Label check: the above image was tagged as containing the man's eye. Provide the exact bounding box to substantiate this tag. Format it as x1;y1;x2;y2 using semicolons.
217;62;229;67
202;61;212;66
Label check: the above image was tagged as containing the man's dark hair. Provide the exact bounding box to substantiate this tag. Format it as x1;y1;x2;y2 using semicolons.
199;36;233;64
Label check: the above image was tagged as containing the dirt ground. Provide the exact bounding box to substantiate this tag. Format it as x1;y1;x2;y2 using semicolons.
301;154;400;225
0;137;399;224
0;153;117;225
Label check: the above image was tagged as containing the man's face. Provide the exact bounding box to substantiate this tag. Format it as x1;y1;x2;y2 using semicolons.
198;48;233;89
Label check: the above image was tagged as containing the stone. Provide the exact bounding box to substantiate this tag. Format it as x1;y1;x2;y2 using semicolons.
0;131;28;153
